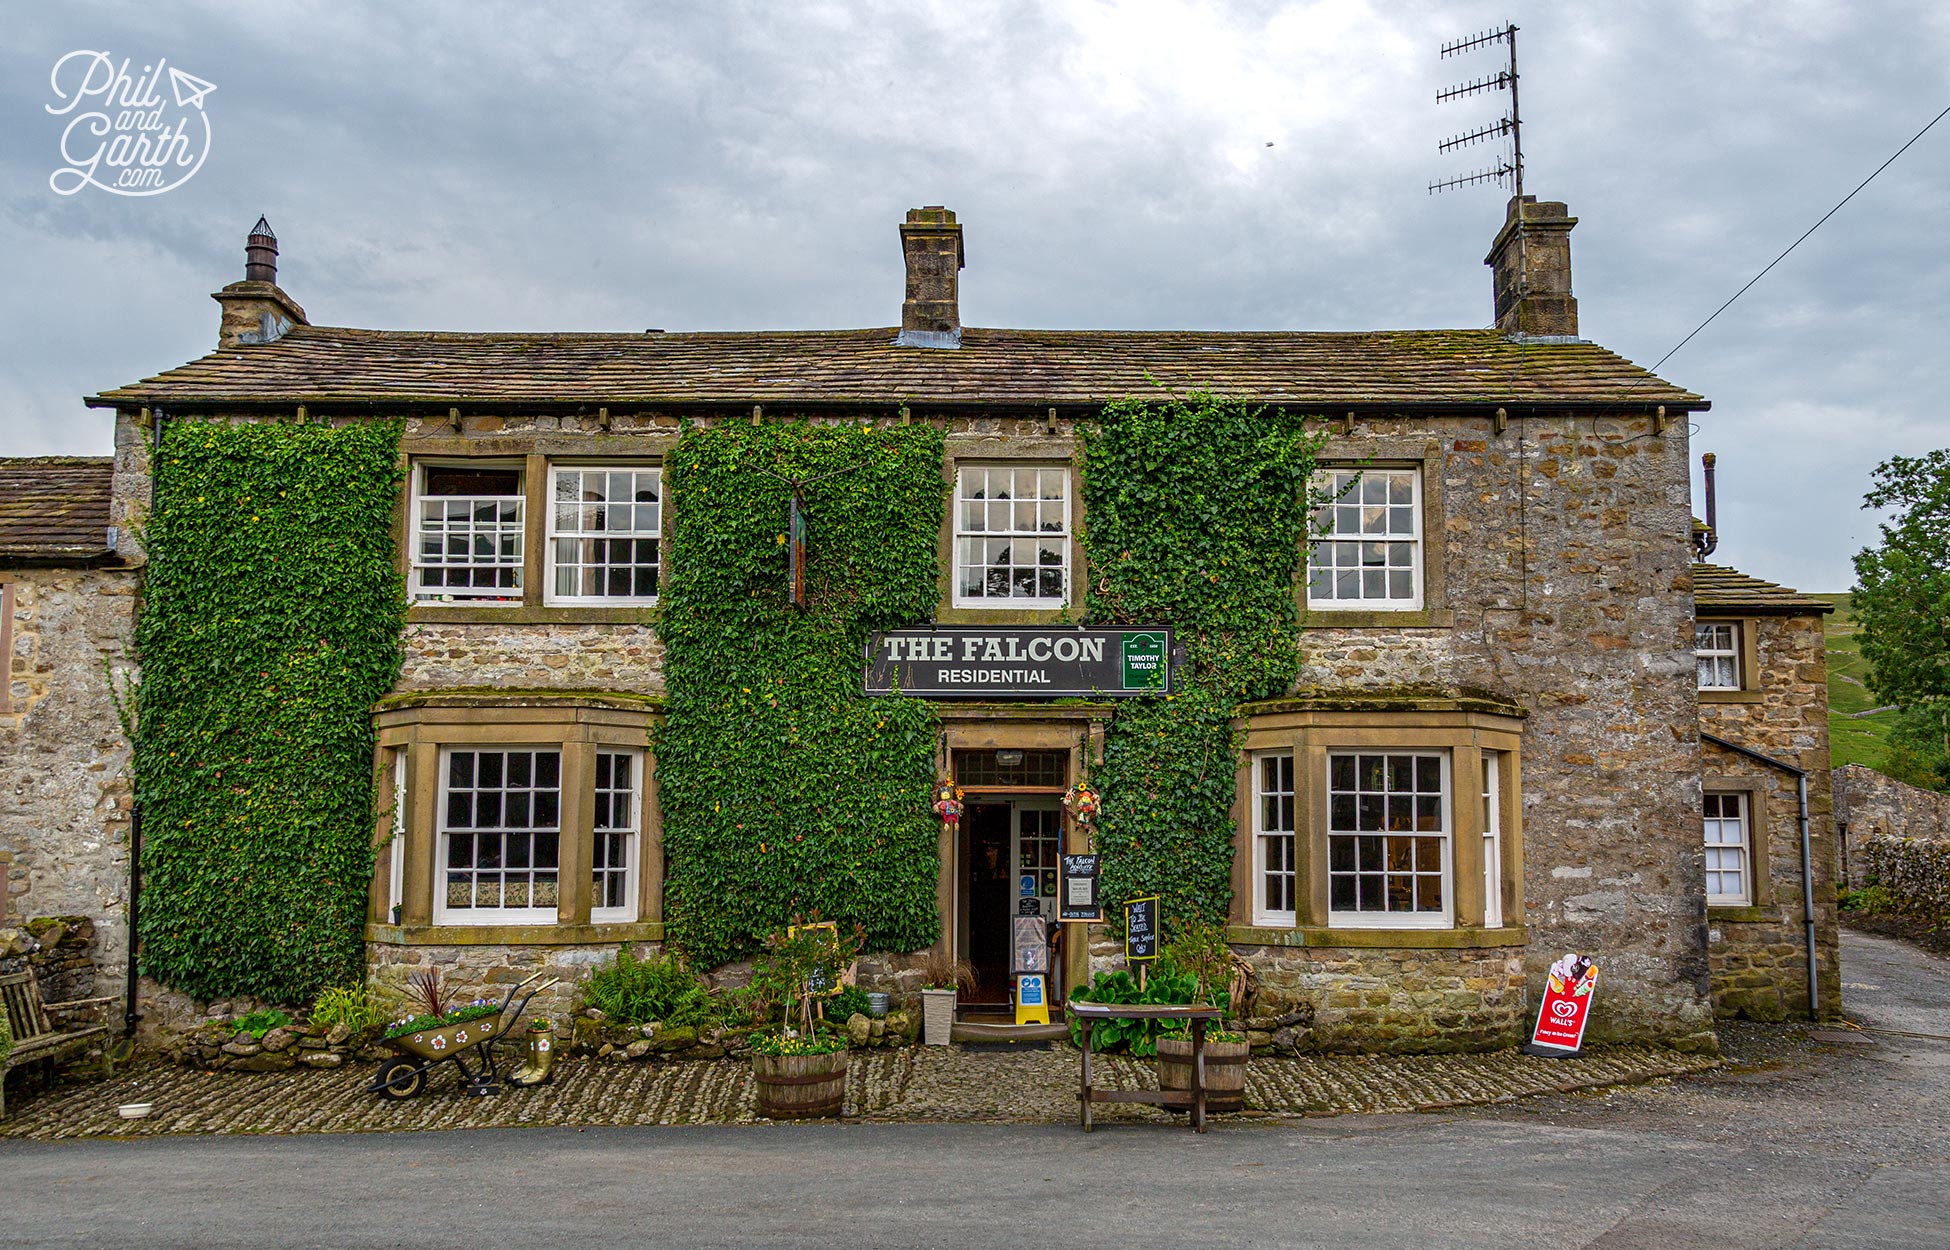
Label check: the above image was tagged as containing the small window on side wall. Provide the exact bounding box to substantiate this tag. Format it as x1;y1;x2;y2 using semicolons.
1308;469;1423;610
1696;622;1741;690
1704;792;1751;905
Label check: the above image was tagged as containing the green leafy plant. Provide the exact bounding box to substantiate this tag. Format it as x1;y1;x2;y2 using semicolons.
134;420;406;1002
748;1030;848;1057
0;999;13;1068
829;985;873;1021
656;422;947;967
233;1008;291;1039
383;1002;499;1041
308;984;383;1036
1081;391;1329;933
1838;884;1894;914
582;944;717;1028
1066;967;1204;1057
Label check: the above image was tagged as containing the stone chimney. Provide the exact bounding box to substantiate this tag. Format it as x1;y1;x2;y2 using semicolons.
212;216;307;348
1485;195;1578;338
897;206;964;348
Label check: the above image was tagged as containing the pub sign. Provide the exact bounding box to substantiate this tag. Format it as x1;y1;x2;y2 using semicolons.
863;626;1173;698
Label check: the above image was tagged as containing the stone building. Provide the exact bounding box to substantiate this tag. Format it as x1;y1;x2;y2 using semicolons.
44;195;1842;1051
1692;559;1841;1019
0;457;135;998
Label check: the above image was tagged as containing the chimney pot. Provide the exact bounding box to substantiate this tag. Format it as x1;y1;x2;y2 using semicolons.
897;206;965;348
244;215;279;284
1485;195;1578;338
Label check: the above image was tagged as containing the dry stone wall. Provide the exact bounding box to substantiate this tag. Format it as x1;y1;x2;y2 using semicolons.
1835;762;1950;888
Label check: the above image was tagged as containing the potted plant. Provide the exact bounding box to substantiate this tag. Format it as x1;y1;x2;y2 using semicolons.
748;918;861;1118
918;947;975;1047
1153;915;1251;1114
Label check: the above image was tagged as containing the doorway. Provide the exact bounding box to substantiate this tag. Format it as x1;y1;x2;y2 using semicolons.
959;796;1064;1008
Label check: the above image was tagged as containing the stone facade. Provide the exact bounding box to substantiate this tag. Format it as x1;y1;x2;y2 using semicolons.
0;567;136;1000
1700;610;1841;1020
1835;762;1950;888
398;621;664;694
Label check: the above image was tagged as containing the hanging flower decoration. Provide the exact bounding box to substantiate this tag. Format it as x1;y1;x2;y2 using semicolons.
1062;780;1102;832
932;778;964;830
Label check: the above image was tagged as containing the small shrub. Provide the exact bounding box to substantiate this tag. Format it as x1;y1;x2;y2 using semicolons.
829;985;872;1020
583;944;716;1028
0;999;13;1067
1839;884;1895;914
234;1008;291;1039
309;984;382;1036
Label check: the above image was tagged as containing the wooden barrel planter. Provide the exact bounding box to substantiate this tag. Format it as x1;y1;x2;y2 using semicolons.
1155;1036;1250;1114
752;1050;848;1120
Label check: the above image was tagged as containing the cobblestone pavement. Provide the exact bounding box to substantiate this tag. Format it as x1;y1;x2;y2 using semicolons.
0;1043;1715;1139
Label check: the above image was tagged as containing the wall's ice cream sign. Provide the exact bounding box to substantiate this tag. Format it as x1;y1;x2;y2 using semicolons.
864;627;1173;697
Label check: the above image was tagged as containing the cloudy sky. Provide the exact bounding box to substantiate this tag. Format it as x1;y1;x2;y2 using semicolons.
4;1;1945;591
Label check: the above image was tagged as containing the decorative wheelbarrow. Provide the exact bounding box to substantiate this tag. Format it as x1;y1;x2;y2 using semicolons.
367;972;559;1099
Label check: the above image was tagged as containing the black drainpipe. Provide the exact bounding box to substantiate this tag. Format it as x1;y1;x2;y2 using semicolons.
1700;731;1820;1019
124;406;164;1038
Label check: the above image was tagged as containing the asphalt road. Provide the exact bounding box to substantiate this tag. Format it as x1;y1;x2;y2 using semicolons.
3;929;1945;1250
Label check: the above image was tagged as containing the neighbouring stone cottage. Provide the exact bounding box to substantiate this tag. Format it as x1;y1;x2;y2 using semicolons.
0;457;135;1009
20;196;1843;1053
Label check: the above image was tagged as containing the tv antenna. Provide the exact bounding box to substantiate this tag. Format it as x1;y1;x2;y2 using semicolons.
1430;23;1523;197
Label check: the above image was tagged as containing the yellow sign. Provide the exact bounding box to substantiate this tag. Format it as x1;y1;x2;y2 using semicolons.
1015;974;1050;1026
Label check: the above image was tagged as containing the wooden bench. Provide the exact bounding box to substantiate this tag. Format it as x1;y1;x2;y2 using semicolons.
1;969;115;1121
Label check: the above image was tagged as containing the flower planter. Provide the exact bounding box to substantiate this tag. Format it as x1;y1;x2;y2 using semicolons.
1155;1036;1250;1115
920;988;957;1046
752;1049;848;1119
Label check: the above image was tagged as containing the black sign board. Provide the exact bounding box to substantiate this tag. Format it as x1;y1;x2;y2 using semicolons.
1059;853;1102;921
864;626;1172;698
1018;896;1042;917
1124;895;1159;963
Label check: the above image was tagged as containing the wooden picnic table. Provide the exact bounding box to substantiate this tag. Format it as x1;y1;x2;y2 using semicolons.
1070;1000;1224;1132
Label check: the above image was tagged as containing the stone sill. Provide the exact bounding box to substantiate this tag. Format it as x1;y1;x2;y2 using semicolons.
366;921;663;946
374;687;664;713
932;605;1086;627
1301;607;1454;630
1700;689;1764;705
1707;906;1784;924
1226;924;1528;950
405;604;660;626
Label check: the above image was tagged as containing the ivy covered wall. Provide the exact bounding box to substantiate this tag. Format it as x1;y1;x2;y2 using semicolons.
655;422;947;968
134;420;406;1003
1080;393;1327;931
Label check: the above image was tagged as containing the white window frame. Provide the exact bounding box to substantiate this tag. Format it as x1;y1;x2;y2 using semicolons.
1326;750;1453;929
410;460;526;605
1696;622;1741;691
433;746;563;925
1307;468;1424;611
1482;750;1503;929
951;462;1072;609
1704;791;1751;906
387;749;406;922
591;749;643;924
544;465;662;607
1254;752;1297;926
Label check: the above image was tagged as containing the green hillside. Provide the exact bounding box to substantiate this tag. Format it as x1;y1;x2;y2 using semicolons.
1818;592;1900;770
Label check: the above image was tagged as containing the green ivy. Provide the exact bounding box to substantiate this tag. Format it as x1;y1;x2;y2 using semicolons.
134;420;405;1003
656;422;947;968
1081;392;1327;933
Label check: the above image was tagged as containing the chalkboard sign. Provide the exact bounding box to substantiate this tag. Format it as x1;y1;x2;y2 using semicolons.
1124;895;1159;963
1018;896;1042;917
1059;853;1102;921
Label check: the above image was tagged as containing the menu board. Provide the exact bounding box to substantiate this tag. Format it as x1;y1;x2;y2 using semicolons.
1124;895;1158;963
1059;853;1102;922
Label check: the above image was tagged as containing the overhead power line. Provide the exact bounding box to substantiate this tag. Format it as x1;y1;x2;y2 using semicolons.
1644;101;1950;379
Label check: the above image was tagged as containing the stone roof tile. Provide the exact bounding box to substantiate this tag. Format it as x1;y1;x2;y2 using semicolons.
88;325;1707;411
0;457;114;563
1694;563;1832;615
